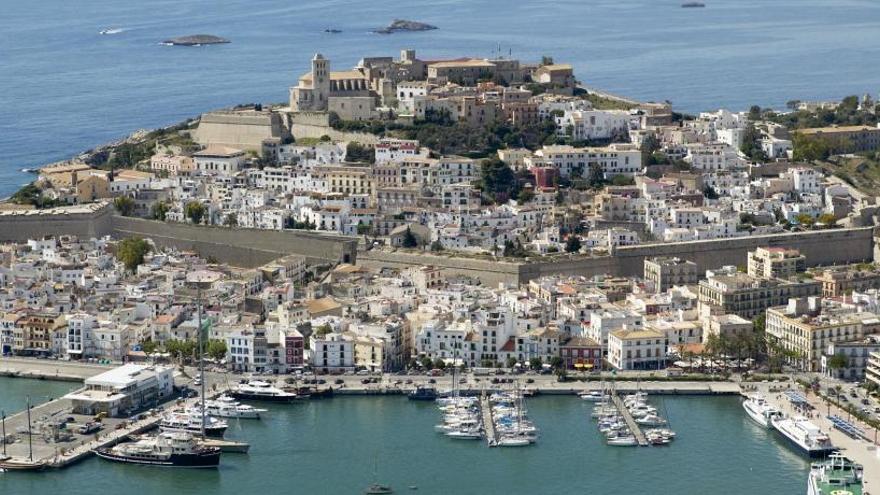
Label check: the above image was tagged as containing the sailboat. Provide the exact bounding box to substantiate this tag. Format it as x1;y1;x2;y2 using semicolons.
364;456;393;494
0;397;47;471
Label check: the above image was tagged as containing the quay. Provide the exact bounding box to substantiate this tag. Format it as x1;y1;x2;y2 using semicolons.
480;393;497;447
757;384;880;490
611;395;648;446
0;384;242;469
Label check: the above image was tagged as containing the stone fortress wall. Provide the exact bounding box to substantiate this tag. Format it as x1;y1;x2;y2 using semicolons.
0;205;873;284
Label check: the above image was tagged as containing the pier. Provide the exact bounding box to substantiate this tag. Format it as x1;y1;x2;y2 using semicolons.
480;393;497;447
0;384;239;469
611;395;648;446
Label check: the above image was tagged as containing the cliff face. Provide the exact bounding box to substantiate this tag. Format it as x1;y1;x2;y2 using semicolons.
374;20;437;34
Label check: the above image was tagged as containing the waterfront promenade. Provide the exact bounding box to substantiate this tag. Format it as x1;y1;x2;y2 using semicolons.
757;383;880;491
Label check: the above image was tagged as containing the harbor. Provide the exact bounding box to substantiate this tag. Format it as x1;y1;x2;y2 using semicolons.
0;381;814;494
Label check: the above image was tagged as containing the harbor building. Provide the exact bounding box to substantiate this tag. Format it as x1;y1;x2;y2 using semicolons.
64;364;174;417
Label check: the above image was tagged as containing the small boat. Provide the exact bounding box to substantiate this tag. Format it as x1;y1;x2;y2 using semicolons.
324;28;342;34
681;2;705;7
607;434;638;446
408;387;438;401
365;483;393;494
579;391;605;401
0;457;46;471
99;28;124;35
496;436;531;447
445;429;482;440
635;414;667;426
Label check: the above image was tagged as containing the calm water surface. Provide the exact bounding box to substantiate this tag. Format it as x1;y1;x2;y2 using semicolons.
0;377;809;494
2;0;880;196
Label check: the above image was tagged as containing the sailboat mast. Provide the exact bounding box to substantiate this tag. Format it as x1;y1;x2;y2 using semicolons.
198;284;206;437
26;396;33;461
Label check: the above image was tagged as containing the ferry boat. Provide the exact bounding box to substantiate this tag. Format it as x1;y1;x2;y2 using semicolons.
771;416;836;458
160;411;228;437
408;386;438;401
807;452;863;495
741;394;783;428
231;380;297;402
94;431;221;468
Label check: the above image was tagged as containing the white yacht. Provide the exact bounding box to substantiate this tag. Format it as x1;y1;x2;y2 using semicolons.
741;394;783;428
579;391;605;401
195;396;267;419
771;416;836;458
231;380;297;402
159;410;228;437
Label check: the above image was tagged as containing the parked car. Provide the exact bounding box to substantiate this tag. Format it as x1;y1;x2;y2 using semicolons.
334;379;344;385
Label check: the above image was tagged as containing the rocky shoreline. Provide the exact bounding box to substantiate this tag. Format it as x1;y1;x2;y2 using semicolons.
161;34;230;46
374;19;437;34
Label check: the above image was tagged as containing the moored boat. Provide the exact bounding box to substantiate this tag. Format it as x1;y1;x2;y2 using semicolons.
807;452;863;495
771;416;836;458
231;380;297;402
742;394;783;428
94;431;221;468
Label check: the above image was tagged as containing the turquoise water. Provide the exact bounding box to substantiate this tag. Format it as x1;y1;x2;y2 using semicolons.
0;376;810;494
0;377;76;416
2;0;880;196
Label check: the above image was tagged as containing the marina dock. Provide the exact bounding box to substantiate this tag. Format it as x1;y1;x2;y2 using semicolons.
611;395;648;446
0;385;241;469
480;393;497;447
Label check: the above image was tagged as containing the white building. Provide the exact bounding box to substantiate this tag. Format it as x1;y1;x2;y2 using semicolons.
64;364;174;416
310;332;355;373
194;145;247;175
607;328;666;370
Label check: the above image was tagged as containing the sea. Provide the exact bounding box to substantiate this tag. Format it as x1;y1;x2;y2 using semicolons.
0;376;811;494
2;0;879;197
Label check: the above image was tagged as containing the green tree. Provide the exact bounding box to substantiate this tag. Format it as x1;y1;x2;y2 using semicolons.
223;212;238;227
827;353;848;371
747;105;762;121
479;157;518;203
116;237;151;271
206;339;228;361
516;189;535;204
113;196;135;216
529;357;543;370
433;358;446;370
549;356;564;370
817;213;837;227
151;201;169;221
345;142;376;164
139;339;158;354
314;324;333;337
420;356;434;369
185;201;206;224
505;356;518;368
564;235;582;253
586;163;604;188
401;227;419;248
